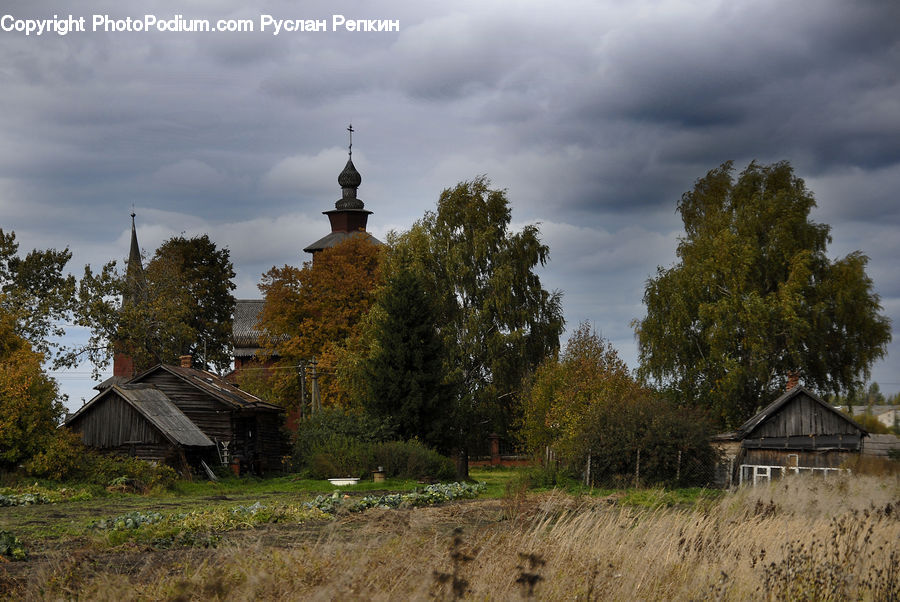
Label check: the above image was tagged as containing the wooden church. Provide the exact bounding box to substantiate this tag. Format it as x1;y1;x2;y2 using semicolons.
232;125;382;374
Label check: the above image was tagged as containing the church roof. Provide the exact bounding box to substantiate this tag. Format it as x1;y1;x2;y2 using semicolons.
232;299;265;349
303;230;383;254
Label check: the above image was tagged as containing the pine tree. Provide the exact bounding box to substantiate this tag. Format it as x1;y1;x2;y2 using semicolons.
362;266;453;452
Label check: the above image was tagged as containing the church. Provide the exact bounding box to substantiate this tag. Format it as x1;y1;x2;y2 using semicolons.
64;130;382;473
233;128;382;374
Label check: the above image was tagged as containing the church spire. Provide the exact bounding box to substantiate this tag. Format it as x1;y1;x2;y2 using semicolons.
303;126;379;255
124;212;147;306
347;122;354;159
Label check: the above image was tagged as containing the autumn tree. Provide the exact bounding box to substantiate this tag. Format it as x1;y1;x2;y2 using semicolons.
522;323;714;486
147;235;236;371
0;229;76;363
251;236;382;410
74;233;235;375
391;177;565;473
635;161;892;428
358;264;454;452
0;303;64;470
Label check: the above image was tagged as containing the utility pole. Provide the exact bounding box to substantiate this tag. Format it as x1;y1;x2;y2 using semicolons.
309;357;321;416
297;360;307;420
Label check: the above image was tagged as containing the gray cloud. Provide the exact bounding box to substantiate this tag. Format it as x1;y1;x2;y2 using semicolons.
2;0;899;406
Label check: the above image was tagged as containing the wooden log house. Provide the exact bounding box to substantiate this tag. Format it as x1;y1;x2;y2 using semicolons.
712;385;868;486
65;383;214;471
68;357;289;474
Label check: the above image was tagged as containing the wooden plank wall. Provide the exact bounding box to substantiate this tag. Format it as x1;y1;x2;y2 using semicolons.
742;449;852;469
755;394;860;438
70;395;163;447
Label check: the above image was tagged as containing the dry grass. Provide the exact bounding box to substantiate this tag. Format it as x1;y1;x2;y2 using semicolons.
8;474;900;600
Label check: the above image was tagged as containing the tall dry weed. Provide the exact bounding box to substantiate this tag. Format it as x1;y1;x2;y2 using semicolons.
11;474;900;600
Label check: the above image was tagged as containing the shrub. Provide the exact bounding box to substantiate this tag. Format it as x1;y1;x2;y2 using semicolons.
293;408;395;470
292;410;453;480
24;430;178;490
372;440;454;481
306;434;375;479
22;429;85;480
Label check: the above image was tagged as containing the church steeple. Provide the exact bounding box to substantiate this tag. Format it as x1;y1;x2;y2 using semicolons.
303;125;379;255
123;212;147;306
114;212;145;380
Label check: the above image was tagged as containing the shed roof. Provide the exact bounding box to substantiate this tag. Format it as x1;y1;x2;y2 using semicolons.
713;386;867;441
133;364;283;413
66;384;214;448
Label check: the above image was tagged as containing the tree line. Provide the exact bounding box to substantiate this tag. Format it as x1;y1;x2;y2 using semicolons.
1;160;893;484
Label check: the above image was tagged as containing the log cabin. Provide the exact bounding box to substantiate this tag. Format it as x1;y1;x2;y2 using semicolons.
712;385;868;487
68;357;289;474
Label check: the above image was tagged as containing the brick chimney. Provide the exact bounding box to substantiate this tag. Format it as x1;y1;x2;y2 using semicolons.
786;371;800;392
179;354;192;368
113;350;135;378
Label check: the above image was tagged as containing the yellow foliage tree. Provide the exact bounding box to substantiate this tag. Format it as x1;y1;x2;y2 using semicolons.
0;302;64;469
522;322;715;486
248;237;382;411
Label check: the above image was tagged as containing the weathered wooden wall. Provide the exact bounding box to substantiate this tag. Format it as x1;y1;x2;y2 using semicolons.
68;395;174;461
742;449;852;468
136;369;287;472
754;394;859;438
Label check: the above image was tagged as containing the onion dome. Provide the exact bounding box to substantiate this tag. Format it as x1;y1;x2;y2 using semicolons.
336;159;365;209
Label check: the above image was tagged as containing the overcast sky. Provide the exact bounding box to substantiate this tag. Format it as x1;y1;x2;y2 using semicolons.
2;0;899;409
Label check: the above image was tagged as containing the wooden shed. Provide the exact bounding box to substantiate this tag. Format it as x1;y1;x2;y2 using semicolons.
712;386;868;486
65;383;214;468
128;364;289;473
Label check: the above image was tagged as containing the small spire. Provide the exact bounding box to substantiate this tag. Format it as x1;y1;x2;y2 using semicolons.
336;125;364;210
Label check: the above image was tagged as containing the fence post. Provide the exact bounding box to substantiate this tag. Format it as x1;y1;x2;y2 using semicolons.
676;450;682;483
297;361;307;420
584;448;591;487
635;448;641;487
309;357;321;415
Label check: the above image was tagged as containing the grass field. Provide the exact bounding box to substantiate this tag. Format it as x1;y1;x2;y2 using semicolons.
1;470;898;600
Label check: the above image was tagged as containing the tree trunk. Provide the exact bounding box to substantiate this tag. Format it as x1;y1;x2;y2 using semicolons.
455;448;469;481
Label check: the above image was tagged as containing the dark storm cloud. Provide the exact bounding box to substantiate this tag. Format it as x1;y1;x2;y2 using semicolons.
2;0;899;403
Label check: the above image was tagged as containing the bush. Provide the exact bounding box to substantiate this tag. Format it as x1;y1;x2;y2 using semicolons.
23;430;178;491
292;410;453;480
372;440;454;481
293;408;396;470
307;434;375;479
22;429;86;480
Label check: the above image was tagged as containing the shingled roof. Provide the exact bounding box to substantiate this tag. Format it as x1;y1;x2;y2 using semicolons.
233;299;265;350
134;364;284;413
66;384;214;448
302;230;383;254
